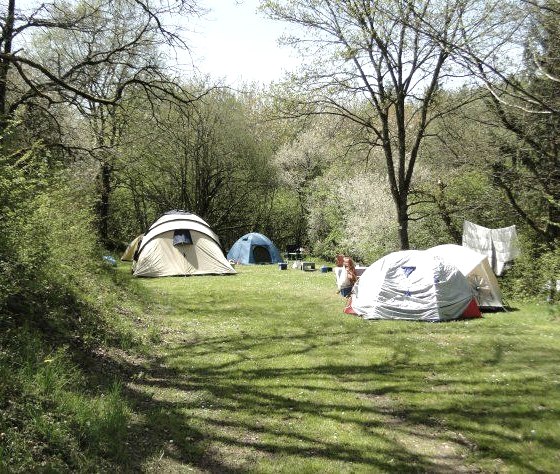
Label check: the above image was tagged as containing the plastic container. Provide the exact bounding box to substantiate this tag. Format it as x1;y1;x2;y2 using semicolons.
278;262;288;270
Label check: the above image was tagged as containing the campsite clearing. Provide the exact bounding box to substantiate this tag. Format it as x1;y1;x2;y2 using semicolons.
117;263;559;472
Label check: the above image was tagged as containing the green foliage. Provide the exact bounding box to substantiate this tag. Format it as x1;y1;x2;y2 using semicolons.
0;140;49;311
308;170;398;263
409;168;515;250
113;87;282;248
2;168;93;328
482;1;560;247
258;188;303;251
1;141;140;341
107;186;151;248
0;328;131;471
502;238;560;302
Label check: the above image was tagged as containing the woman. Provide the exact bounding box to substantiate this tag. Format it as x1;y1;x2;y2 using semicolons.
334;255;357;298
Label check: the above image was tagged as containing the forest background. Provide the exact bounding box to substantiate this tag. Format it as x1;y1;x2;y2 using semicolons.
0;0;558;315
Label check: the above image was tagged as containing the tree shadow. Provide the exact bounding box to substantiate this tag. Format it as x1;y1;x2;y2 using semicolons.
78;323;560;473
32;267;555;472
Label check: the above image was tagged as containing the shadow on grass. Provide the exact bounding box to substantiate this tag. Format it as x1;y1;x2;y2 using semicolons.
47;267;557;472
85;323;560;473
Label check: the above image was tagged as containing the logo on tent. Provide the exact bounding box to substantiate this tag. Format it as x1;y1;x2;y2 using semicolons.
401;266;416;278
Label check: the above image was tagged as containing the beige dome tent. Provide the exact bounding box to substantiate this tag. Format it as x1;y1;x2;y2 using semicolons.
132;211;236;277
426;244;503;309
121;234;143;261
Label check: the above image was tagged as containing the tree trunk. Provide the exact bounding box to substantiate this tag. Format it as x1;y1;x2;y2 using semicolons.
436;184;462;244
0;0;16;133
397;199;410;250
545;203;560;250
295;189;307;248
98;162;112;247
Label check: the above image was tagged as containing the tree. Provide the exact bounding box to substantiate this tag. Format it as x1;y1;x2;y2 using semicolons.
487;1;560;248
116;87;279;246
451;0;560;248
0;0;204;245
455;0;559;117
0;0;200;136
398;87;518;243
263;0;487;249
273;118;342;247
308;168;398;262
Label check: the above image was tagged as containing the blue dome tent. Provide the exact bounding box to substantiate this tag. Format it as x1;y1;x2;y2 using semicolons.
227;233;284;265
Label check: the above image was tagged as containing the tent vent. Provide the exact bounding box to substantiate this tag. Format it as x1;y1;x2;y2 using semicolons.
173;229;193;246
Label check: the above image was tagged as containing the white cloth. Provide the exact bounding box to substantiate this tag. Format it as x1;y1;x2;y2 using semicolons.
462;221;520;276
491;225;520;275
334;266;353;291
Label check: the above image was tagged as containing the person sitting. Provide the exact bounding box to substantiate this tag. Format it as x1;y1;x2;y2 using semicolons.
344;256;357;282
334;254;356;298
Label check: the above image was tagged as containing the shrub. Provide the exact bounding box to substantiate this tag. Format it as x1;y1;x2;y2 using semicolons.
501;238;560;302
308;171;398;263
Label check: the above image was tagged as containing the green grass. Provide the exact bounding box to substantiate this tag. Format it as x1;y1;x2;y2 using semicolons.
118;264;560;473
0;329;132;472
2;262;559;472
0;262;148;472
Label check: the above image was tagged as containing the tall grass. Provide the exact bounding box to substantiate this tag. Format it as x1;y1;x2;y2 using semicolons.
0;327;133;471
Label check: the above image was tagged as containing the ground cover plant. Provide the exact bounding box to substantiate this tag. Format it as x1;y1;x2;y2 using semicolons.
0;266;150;472
109;263;560;473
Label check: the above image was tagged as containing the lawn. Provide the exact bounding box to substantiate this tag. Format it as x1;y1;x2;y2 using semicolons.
117;263;560;473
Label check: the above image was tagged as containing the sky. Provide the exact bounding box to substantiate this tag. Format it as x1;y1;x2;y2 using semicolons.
13;0;300;86
184;0;301;86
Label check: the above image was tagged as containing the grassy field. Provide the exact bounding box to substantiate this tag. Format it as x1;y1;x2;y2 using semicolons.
111;263;560;473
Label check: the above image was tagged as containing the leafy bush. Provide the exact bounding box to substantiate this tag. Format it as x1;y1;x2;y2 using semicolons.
0;142;47;312
3;170;91;328
502;238;560;302
0;140;140;342
308;171;398;264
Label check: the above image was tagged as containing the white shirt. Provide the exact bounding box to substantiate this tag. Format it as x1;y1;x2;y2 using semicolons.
334;266;353;290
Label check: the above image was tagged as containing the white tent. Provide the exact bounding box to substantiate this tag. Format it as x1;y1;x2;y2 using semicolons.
133;211;236;277
349;250;474;322
121;234;143;261
426;244;503;308
462;221;520;276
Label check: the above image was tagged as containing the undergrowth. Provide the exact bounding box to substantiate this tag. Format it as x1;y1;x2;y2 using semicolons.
0;151;154;471
0;257;154;472
0;259;155;471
